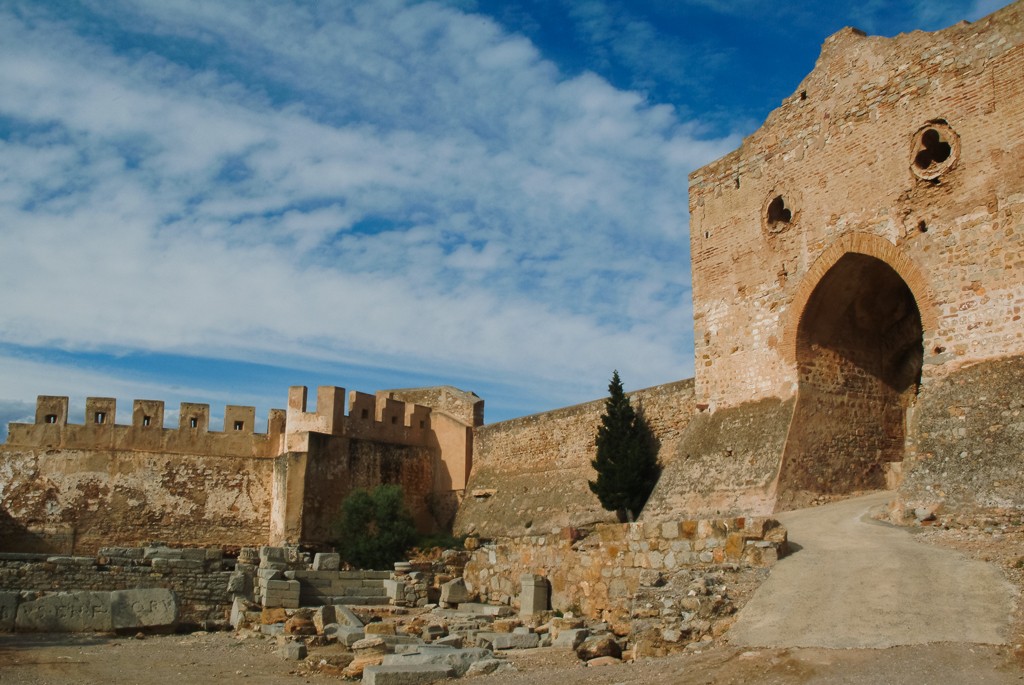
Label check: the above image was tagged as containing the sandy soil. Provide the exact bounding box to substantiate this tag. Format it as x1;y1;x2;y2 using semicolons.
1;631;1021;685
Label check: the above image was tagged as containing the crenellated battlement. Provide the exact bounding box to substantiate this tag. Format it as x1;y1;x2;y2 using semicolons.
6;395;287;458
284;385;432;452
5;384;459;458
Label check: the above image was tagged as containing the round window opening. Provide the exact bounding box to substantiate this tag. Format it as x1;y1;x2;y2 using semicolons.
762;193;795;235
910;120;959;181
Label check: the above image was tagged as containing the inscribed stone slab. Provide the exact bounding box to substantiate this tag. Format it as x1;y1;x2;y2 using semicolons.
110;589;179;631
16;591;113;632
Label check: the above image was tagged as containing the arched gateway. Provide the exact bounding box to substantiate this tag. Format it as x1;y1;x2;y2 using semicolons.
775;239;928;510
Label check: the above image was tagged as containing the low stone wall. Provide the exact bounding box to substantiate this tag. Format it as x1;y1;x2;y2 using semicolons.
463;516;786;620
0;546;234;630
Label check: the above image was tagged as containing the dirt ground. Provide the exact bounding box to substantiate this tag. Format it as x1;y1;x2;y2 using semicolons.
1;510;1023;685
1;631;1021;685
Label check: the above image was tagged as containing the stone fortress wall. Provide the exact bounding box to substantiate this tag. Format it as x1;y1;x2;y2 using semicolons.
460;0;1024;534
679;1;1024;515
0;385;482;554
1;2;1023;575
454;380;695;538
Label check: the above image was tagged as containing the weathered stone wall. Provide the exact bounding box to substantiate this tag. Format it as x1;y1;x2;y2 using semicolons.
0;548;234;629
2;383;478;553
382;386;484;429
299;435;435;547
899;355;1024;512
641;398;795;520
463;516;786;620
0;449;275;554
690;6;1024;409
682;3;1024;511
455;380;695;538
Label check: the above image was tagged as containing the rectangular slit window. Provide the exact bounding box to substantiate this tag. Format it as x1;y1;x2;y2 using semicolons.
361;409;369;419
233;420;244;431
45;414;57;424
419;420;425;429
94;412;106;425
189;417;198;429
391;416;398;425
143;416;151;427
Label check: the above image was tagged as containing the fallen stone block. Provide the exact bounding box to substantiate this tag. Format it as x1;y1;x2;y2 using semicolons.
334;604;364;627
16;593;83;633
379;635;426;649
279;641;308;660
313;553;340;571
550;616;585;638
491;618;520;633
258;568;284;582
323;623;365;646
576;634;622;661
439;578;472;606
16;590;178;633
465;658;504;676
259;546;288;564
110;589;178;632
344;637;390;678
433;634;463;648
313;605;336;633
261;607;288;624
230;597;259;630
382;646;491;677
285;615;316;635
226;571;248;594
457;603;513;617
552;628;589;650
365;622;398;636
362;664;454;685
421;624;447;641
478;631;539;650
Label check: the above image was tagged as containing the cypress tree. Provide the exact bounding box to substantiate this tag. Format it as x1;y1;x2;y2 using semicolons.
588;370;660;522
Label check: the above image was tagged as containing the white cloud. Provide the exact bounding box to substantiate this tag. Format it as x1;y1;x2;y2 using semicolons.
0;0;741;420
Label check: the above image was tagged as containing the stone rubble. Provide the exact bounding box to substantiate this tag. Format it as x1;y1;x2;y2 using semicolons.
218;546;766;681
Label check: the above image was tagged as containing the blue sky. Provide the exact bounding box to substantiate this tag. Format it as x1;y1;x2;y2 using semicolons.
0;0;1008;436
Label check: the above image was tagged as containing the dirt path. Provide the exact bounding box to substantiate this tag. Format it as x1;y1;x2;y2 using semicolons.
729;491;1015;648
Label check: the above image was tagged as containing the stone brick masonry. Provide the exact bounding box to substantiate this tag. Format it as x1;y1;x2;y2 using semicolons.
464;516;786;620
0;547;233;628
456;380;695;538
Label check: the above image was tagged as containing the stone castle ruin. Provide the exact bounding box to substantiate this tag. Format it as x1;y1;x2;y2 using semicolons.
0;385;482;554
0;0;1022;638
459;0;1024;537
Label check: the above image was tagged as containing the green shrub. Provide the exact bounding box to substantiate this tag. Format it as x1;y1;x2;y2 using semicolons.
588;370;660;522
332;484;418;569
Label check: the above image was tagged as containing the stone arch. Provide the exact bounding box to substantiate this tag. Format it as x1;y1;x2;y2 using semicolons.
774;236;927;511
781;233;937;365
